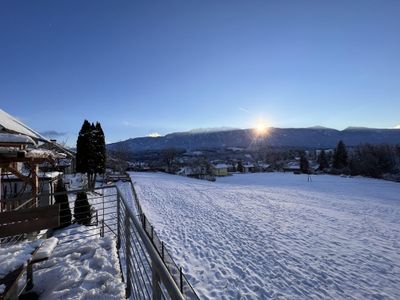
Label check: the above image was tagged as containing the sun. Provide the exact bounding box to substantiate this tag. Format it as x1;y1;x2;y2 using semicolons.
254;118;269;136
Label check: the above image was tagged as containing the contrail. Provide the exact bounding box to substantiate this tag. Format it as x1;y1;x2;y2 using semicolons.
238;107;251;114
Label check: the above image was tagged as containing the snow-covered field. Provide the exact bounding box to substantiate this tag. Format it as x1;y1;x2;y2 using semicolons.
131;172;400;300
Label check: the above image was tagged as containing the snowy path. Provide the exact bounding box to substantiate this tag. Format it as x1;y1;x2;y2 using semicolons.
130;172;400;299
33;225;125;299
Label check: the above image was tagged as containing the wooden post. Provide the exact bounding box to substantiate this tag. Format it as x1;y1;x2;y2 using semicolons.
0;167;2;212
31;164;39;208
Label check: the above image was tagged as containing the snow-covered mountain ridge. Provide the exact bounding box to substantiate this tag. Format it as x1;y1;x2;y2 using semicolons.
108;127;400;152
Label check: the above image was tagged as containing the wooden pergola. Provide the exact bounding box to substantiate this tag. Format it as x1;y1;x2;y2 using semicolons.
0;136;56;211
0;110;63;211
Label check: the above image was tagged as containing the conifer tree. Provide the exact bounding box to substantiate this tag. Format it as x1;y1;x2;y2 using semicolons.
54;179;72;228
333;140;348;169
94;122;106;175
74;191;92;225
76;120;106;189
300;154;309;173
317;150;329;170
76;120;92;174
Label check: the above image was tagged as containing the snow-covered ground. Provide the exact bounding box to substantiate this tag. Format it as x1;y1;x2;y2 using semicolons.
32;225;125;299
131;172;400;299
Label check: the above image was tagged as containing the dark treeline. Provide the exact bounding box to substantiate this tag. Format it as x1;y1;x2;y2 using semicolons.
348;144;399;179
328;140;399;179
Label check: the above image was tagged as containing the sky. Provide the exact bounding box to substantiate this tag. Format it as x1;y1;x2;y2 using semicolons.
1;0;399;145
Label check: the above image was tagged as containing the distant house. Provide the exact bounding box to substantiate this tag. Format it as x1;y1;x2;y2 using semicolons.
39;140;75;173
212;163;228;176
308;161;320;173
178;166;215;181
226;164;236;173
243;162;255;173
283;161;300;172
257;162;272;172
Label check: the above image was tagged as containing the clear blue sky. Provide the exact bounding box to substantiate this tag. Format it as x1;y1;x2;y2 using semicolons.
1;0;399;145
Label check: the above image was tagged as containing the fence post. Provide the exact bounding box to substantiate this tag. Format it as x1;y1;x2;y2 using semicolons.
116;192;120;249
180;267;183;293
125;207;131;298
102;191;105;236
100;219;104;237
152;261;162;300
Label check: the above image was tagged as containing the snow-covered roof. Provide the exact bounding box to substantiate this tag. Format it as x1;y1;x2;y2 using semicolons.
285;162;300;169
1;171;61;180
258;163;271;168
0;132;35;145
26;149;67;159
213;163;228;169
0;109;48;142
243;163;254;168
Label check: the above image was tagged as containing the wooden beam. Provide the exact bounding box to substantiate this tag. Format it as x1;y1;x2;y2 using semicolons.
3;165;31;184
0;204;60;238
0;157;50;165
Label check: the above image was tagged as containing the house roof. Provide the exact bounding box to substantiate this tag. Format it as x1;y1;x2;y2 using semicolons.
243;163;254;167
0;132;35;145
285;161;300;169
213;163;228;169
0;109;48;142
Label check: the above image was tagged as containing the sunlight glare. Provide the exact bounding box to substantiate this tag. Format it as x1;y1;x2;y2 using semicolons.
254;118;269;136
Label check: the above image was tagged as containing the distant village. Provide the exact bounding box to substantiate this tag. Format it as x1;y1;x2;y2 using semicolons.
114;147;336;182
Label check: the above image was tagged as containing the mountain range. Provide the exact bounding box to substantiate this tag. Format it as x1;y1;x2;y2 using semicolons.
108;127;400;153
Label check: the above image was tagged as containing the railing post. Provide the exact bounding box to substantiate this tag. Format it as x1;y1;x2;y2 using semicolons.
26;263;33;291
180;267;183;293
125;207;131;298
100;219;104;237
102;191;105;236
116;192;120;249
152;261;162;300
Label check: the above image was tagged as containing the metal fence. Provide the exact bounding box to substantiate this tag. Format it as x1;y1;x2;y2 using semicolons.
127;182;199;299
1;183;200;299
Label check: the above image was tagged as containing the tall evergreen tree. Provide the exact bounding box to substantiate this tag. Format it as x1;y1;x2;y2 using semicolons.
300;154;309;173
237;160;244;172
94;122;106;174
76;120;92;174
76;120;106;189
74;191;92;225
333;140;348;169
54;179;72;228
317;150;329;170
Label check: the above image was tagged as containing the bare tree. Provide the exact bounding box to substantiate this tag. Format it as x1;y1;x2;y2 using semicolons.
163;148;180;173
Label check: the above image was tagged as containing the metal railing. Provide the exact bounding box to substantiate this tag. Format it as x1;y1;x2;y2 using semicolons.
126;182;199;299
1;183;200;299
